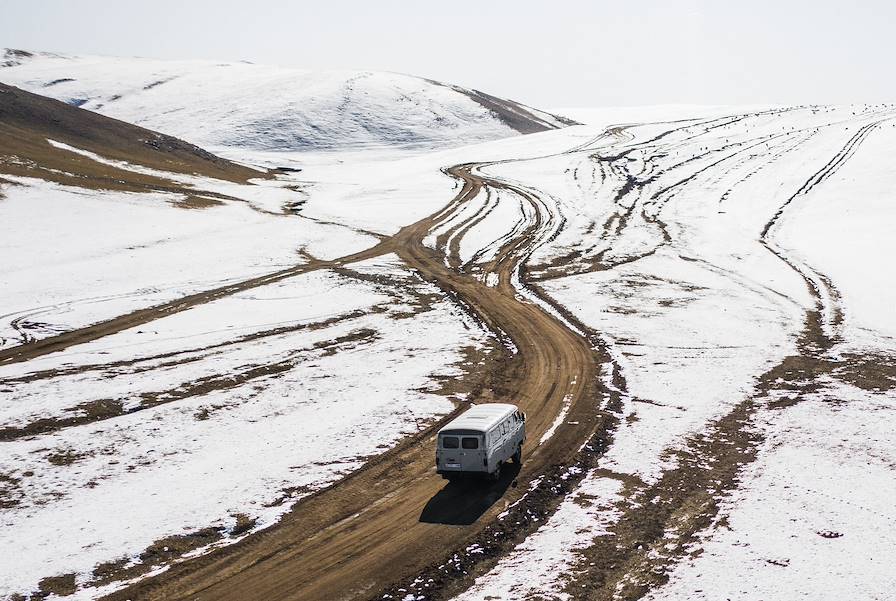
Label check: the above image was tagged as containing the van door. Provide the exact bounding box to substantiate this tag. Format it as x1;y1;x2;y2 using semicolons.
458;434;484;472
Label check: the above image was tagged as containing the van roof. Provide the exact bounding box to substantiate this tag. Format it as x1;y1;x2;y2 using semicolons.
438;403;518;434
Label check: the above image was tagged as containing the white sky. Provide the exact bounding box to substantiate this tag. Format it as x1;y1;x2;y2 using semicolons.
2;0;894;108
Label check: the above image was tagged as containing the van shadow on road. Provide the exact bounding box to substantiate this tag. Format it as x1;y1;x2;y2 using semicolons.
419;463;522;526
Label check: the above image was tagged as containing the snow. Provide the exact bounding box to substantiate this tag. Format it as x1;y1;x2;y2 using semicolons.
456;475;622;601
1;51;565;152
645;382;896;601
637;111;896;601
774;120;896;341
2;91;895;600
0;256;489;598
552;105;776;127
445;105;896;599
0;137;505;597
0;175;377;348
543;249;801;481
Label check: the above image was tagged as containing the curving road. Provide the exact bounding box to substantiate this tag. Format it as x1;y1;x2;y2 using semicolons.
94;158;616;600
8;107;892;600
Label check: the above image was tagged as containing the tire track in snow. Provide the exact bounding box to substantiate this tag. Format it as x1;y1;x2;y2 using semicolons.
553;112;895;600
97;152;623;601
760;119;884;341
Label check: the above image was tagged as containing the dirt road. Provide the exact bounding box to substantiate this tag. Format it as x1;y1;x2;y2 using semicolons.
10;108;892;600
89;161;613;599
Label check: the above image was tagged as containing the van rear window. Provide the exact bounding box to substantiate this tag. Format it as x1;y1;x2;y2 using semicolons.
442;436;459;449
462;437;479;449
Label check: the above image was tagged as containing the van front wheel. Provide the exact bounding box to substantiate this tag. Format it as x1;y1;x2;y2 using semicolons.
512;444;522;464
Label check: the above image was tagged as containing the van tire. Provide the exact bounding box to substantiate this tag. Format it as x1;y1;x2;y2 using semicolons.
512;444;522;464
490;462;502;481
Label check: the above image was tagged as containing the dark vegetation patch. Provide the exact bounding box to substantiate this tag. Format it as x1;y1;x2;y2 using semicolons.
171;194;224;209
141;528;225;564
90;527;226;588
833;351;896;392
143;77;177;90
230;513;257;537
36;573;77;598
0;472;22;508
90;557;131;587
46;449;89;466
0;398;123;441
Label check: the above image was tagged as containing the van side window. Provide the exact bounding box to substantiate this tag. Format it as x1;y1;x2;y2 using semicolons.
443;436;459;449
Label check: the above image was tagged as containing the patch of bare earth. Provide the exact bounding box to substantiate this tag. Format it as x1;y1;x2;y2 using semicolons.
556;307;896;599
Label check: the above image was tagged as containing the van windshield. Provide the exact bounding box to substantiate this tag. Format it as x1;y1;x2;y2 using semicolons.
461;437;479;449
442;436;459;449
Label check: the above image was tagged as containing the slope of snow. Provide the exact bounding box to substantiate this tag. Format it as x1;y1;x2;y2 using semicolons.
444;105;896;599
0;174;376;349
0;255;490;599
552;105;775;127
4;94;894;600
642;112;896;601
644;383;896;601
0;49;569;152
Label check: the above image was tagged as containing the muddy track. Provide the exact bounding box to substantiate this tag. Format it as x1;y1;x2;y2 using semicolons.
0;249;391;367
551;113;896;599
91;157;614;599
761;119;886;340
13;110;883;600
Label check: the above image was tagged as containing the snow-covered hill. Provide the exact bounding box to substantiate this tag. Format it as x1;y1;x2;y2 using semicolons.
0;49;576;151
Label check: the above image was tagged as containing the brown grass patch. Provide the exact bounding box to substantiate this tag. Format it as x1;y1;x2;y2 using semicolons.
172;195;225;209
37;573;77;597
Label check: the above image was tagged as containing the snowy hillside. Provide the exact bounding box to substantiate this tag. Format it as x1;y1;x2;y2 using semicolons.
0;49;575;151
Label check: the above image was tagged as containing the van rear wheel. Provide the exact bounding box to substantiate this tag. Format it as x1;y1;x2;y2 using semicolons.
512;444;522;464
490;462;502;481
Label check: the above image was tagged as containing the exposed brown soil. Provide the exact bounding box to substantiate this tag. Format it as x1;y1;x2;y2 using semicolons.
0;83;260;190
423;79;580;133
0;472;21;508
0;256;360;368
172;195;225;209
36;573;77;598
3;307;384;385
8;110;891;601
545;113;894;599
0;327;378;442
89;528;228;588
93;160;616;600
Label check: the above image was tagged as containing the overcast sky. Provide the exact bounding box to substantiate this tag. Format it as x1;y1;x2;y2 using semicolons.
3;0;893;108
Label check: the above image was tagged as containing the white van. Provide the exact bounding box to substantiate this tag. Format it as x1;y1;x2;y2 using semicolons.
436;403;526;481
